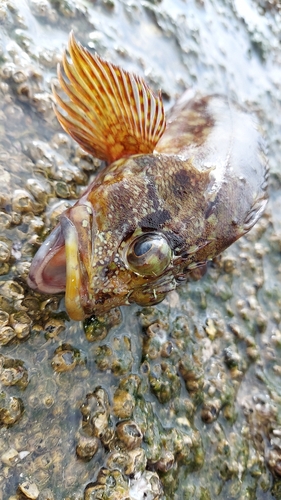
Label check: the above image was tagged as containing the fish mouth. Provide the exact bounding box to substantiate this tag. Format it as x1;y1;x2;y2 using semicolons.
27;224;67;294
27;204;94;321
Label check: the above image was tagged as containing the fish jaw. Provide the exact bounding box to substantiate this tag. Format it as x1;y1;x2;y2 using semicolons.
60;212;88;321
28;203;95;321
27;199;140;320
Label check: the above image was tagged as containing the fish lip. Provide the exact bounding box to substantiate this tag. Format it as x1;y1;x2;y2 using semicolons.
60;214;87;321
27;202;95;320
27;224;66;294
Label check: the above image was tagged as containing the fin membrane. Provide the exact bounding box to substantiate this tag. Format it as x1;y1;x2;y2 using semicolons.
53;32;166;163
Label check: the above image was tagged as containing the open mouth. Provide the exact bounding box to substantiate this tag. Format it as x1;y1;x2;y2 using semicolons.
27;224;67;294
27;204;94;321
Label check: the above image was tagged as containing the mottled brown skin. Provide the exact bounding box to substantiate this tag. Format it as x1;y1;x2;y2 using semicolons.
67;153;211;315
28;91;268;319
27;38;268;320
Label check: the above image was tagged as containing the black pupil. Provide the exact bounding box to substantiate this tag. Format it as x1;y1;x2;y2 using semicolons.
134;238;153;257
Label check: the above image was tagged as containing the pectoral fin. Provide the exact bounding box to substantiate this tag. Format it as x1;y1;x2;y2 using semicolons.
53;32;166;163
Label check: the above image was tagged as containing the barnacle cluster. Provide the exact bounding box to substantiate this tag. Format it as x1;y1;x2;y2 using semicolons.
0;0;280;499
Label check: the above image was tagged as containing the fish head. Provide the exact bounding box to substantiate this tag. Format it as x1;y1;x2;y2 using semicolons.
27;160;177;320
27;33;176;320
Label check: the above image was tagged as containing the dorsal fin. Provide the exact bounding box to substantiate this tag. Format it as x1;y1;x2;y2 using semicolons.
52;32;166;163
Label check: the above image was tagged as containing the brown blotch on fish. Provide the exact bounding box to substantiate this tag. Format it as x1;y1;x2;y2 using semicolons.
27;32;268;321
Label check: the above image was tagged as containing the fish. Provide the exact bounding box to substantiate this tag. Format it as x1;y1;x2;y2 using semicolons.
27;32;268;321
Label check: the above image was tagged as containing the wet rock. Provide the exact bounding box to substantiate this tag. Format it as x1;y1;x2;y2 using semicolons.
201;400;221;424
0;0;280;499
84;468;130;500
94;336;133;375
0;240;11;263
112;388;135;419
51;343;85;373
0;355;29;389
125;448;147;476
178;353;204;396
116;420;143;451
18;480;39;499
129;470;163;499
11;189;35;214
84;307;121;342
148;362;181;403
155;450;174;472
80;387;110;441
76;435;99;460
1;447;19;466
0;325;16;345
0;392;24;426
30;0;58;23
44;317;65;339
106;447;147;478
10;311;32;340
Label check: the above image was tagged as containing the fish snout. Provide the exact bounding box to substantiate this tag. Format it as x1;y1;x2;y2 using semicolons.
27;203;95;321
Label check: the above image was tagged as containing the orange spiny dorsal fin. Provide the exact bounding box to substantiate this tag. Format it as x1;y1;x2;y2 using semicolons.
52;32;166;163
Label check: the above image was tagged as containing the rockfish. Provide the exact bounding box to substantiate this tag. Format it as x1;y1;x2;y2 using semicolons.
27;33;268;320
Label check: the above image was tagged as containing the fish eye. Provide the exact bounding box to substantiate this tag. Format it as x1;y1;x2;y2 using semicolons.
124;232;172;277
